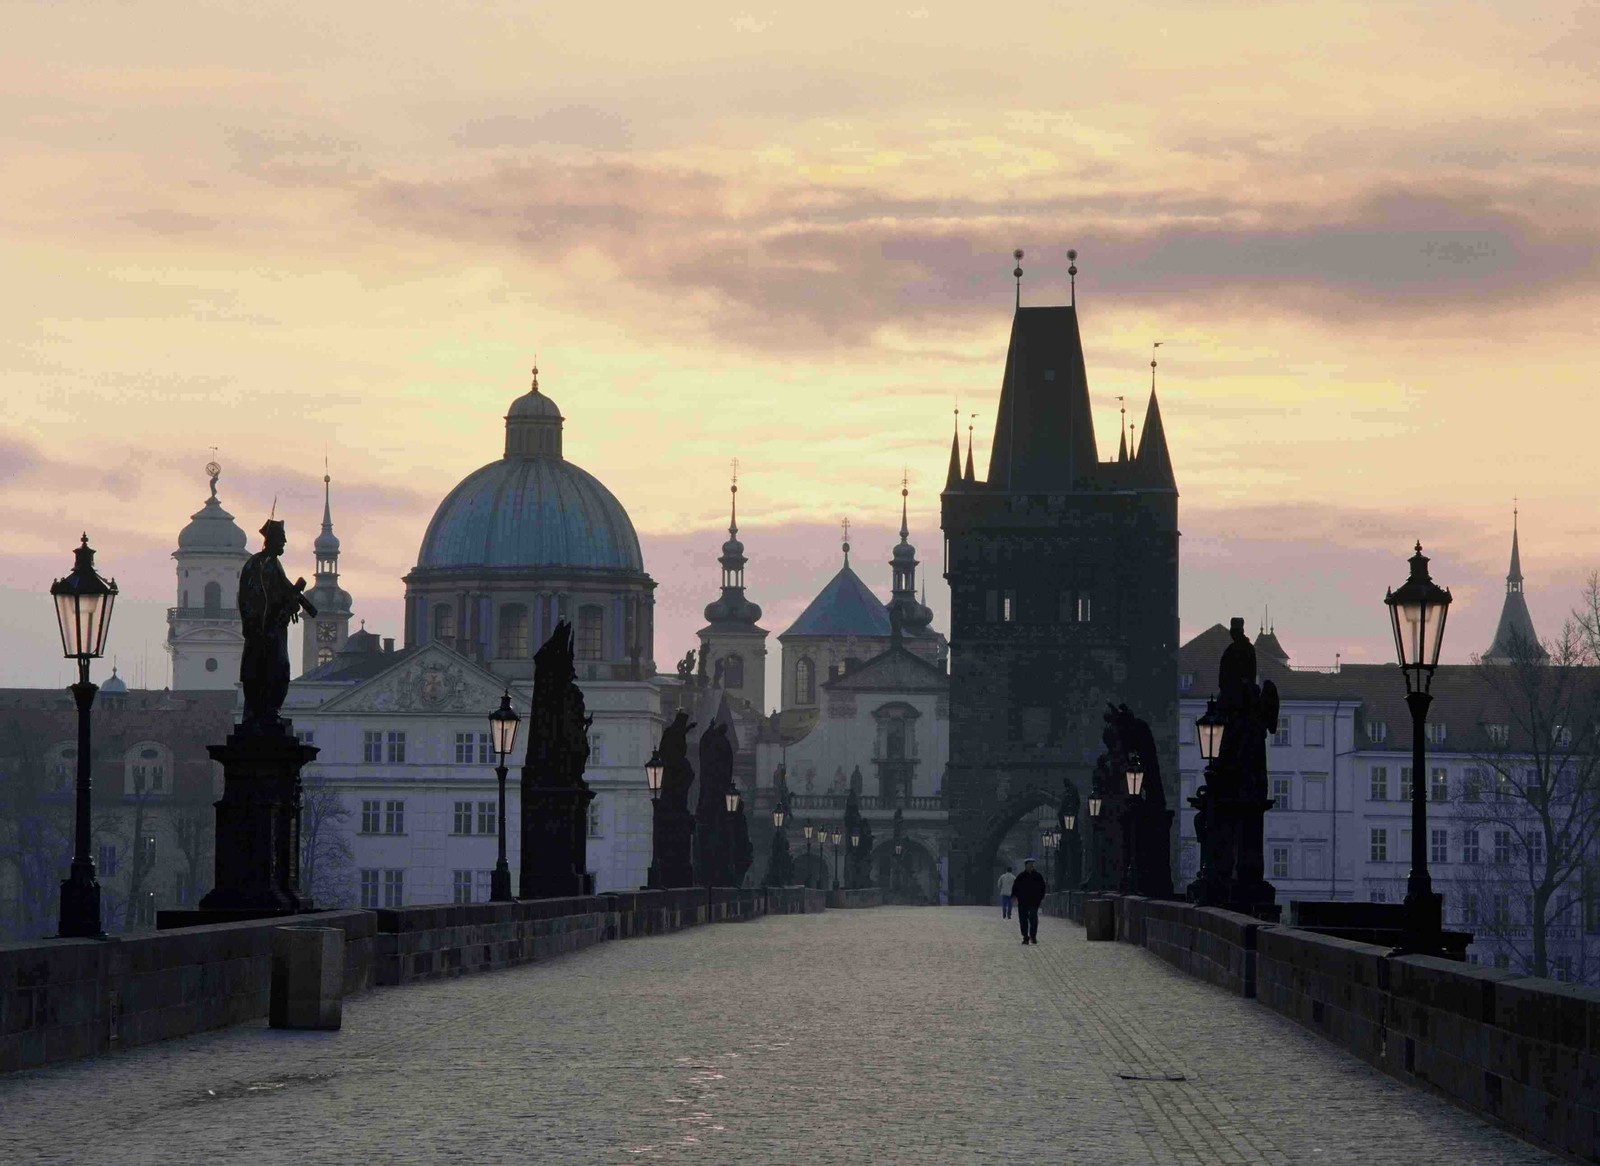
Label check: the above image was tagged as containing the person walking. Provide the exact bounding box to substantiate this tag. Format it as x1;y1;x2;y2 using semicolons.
997;867;1016;919
1011;857;1046;945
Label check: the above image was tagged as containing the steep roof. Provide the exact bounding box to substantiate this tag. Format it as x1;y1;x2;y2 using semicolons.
1484;520;1546;663
1254;628;1289;666
1134;388;1176;491
824;643;947;694
986;306;1097;492
781;564;893;638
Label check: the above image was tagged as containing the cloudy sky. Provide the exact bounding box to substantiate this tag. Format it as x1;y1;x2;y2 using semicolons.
3;1;1597;693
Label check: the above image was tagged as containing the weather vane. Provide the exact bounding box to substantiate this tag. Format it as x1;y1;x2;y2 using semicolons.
205;446;221;500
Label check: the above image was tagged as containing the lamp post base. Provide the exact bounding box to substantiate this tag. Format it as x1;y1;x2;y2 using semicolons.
490;863;513;902
57;863;104;939
1391;888;1445;957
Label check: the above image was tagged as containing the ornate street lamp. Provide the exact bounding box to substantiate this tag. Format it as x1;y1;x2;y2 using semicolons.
1125;753;1145;797
487;691;520;901
1121;752;1144;893
1194;698;1226;763
1063;814;1076;832
1088;796;1102;818
772;802;786;829
803;821;815;888
51;534;117;938
645;750;665;802
725;786;742;813
831;827;842;890
1385;541;1452;955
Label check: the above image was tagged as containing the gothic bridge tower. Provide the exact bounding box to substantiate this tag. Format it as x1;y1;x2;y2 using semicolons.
941;288;1178;903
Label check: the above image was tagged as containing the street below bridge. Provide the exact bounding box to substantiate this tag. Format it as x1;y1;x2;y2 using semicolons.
1;907;1562;1165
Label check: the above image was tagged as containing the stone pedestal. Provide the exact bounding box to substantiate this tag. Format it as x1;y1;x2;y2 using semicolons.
520;782;595;899
648;804;696;889
1137;807;1176;899
1085;897;1116;941
269;926;343;1030
198;727;315;914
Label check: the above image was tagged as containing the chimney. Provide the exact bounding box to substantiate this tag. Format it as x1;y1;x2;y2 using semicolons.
383;637;395;653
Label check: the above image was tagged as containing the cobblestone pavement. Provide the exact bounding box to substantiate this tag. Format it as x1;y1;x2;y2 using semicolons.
0;908;1563;1165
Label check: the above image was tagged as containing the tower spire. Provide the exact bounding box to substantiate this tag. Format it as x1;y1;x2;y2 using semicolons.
964;414;976;482
945;406;962;489
1068;248;1078;307
1484;508;1545;663
899;468;910;542
729;458;740;538
841;517;851;568
1013;249;1024;311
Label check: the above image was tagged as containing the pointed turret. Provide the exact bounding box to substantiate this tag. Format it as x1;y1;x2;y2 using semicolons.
1135;389;1176;491
1484;511;1547;663
698;468;768;708
888;477;935;634
986;307;1097;491
945;414;962;490
302;468;354;672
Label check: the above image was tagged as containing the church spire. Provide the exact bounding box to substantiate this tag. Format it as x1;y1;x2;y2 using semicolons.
702;463;763;630
1134;354;1176;492
964;416;976;483
314;462;340;579
945;407;962;489
1484;508;1547;663
889;474;934;634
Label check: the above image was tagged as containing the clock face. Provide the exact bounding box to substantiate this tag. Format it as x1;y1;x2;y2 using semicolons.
316;622;337;643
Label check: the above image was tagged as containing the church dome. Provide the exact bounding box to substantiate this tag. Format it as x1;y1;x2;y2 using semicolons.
178;495;247;553
100;666;127;695
414;372;644;574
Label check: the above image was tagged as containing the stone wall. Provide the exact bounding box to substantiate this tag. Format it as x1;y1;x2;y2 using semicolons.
0;909;374;1074
1057;894;1600;1163
827;887;885;909
1;887;846;1075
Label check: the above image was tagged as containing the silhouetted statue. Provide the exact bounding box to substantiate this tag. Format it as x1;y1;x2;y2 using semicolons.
676;650;696;680
694;721;735;886
239;518;315;732
1217;617;1256;714
520;622;596;898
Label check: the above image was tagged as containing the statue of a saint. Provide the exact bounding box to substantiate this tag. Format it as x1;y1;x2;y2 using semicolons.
1217;617;1256;714
239;519;315;731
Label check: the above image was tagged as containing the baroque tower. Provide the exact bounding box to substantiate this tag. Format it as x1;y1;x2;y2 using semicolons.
697;469;768;712
301;469;355;673
1483;510;1546;663
940;287;1179;903
167;459;249;689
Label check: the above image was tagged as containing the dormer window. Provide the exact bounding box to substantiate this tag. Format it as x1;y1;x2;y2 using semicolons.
1425;722;1447;746
1366;720;1388;744
1486;723;1509;746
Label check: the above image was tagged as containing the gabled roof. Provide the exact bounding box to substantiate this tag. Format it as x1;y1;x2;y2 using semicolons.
781;564;892;638
824;643;947;694
1134;388;1176;491
313;642;514;716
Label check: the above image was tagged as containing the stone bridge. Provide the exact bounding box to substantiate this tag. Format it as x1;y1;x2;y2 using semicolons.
1;891;1593;1164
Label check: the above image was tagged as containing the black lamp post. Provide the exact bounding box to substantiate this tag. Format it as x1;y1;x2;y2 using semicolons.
803;821;815;888
1120;753;1144;893
831;827;842;891
51;535;118;939
488;691;520;902
1188;696;1226;900
766;801;790;887
1386;541;1452;956
893;840;904;896
1086;794;1103;891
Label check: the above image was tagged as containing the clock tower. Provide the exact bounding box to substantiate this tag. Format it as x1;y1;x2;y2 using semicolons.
301;470;354;673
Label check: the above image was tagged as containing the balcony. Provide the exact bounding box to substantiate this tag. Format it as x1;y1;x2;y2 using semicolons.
168;607;241;622
782;794;943;812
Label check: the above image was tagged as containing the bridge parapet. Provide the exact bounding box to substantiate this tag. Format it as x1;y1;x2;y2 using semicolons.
1044;891;1600;1163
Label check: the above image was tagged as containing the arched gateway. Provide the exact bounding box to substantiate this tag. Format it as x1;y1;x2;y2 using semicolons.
939;289;1179;903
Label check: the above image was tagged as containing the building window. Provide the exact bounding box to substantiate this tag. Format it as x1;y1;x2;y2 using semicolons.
587;799;603;839
433;603;456;643
385;800;405;835
1369;767;1388;801
796;657;816;705
1486;723;1509;746
577;605;604;661
1271;846;1290;879
363;731;382;764
1463;768;1482;802
474;870;493;901
1492;894;1510;925
1462;894;1478;924
1179;671;1194;695
1369;888;1387;903
452;870;474;904
477;801;497;836
1424;722;1447;745
454;732;472;764
1493;829;1512;865
1002;590;1017;623
203;580;223;613
360;869;379;908
1492;951;1510;970
586;732;604;765
1370;828;1388;863
1399;767;1413;802
99;844;118;877
1431;829;1448;865
498;604;530;658
360;799;380;834
383;869;405;908
1462;829;1480;864
298;730;316;746
1529;832;1544;868
317;647;333;666
1366;719;1388;744
1430;768;1448;803
1270;720;1289;747
1270;775;1291;810
723;654;744;688
1553;956;1571;982
1076;592;1091;623
1495;771;1513;801
1305;716;1325;747
387;732;406;764
453;801;473;835
174;872;191;906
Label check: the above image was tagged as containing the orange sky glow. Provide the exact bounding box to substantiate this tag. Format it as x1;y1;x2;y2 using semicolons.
3;2;1598;691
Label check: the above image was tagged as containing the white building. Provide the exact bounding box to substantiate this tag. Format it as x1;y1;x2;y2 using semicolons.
285;367;666;905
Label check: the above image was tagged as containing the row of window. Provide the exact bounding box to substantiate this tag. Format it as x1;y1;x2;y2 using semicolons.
344;729;608;766
981;589;1092;625
359;798;606;838
1368;765;1524;803
433;601;607;661
1368;826;1538;867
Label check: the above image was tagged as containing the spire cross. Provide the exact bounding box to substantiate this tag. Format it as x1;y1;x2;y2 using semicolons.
841;517;851;566
1013;249;1024;310
729;458;740;535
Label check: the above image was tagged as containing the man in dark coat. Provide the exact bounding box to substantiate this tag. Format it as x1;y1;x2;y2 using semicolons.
1011;857;1047;945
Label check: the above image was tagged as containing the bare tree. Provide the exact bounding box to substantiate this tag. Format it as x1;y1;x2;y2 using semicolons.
170;809;212;907
0;720;72;941
1456;580;1600;982
299;772;354;907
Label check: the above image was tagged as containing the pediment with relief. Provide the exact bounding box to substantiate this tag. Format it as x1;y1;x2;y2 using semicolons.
320;648;513;716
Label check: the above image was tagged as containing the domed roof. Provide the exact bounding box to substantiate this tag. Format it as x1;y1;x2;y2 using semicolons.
178;495;247;553
414;370;644;575
101;666;127;695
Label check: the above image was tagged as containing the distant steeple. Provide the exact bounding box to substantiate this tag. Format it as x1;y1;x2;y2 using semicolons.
986;306;1097;490
1134;385;1176;491
1484;507;1546;663
702;463;762;629
314;462;340;579
964;416;976;483
302;464;355;673
888;473;934;635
